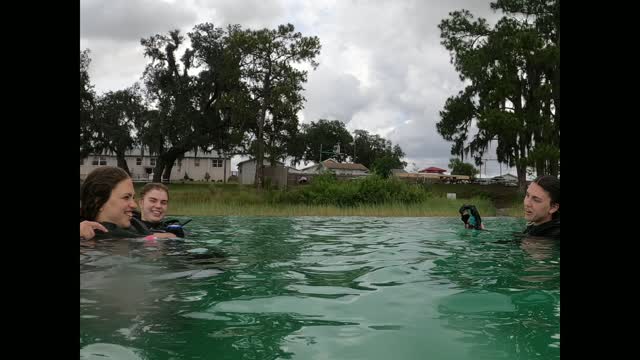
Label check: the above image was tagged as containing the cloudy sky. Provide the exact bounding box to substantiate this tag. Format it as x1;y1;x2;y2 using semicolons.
80;0;515;177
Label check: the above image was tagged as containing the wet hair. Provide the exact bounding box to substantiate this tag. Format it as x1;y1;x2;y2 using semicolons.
80;166;130;221
140;182;169;200
459;204;482;229
532;175;560;219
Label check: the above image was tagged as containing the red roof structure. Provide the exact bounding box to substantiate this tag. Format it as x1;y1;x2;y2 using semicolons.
419;167;447;174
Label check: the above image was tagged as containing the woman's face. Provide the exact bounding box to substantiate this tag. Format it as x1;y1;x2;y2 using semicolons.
140;189;168;223
96;178;137;228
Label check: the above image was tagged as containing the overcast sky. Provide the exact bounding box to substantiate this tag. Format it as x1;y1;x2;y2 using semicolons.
81;0;517;177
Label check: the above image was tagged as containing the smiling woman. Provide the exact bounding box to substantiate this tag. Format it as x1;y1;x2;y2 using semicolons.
80;166;155;240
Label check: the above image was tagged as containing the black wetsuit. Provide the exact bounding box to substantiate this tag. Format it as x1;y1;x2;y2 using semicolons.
132;211;186;238
80;216;152;240
523;219;560;240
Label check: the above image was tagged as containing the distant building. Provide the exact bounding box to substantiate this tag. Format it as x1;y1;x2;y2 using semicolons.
301;159;369;176
493;173;517;182
237;159;286;185
80;147;231;182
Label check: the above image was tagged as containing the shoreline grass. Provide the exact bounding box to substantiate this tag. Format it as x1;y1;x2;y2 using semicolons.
167;197;497;217
499;199;524;218
136;182;524;218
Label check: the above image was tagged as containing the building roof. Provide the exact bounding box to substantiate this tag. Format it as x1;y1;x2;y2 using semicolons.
419;166;447;173
322;159;369;171
396;173;469;180
236;158;285;167
492;173;518;180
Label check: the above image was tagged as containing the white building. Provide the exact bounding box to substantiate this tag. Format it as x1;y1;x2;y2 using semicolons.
80;148;231;182
237;159;285;185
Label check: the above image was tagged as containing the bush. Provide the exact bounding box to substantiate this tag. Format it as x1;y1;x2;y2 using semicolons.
276;174;429;206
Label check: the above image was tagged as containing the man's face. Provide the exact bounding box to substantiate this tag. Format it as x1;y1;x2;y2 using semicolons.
524;182;558;225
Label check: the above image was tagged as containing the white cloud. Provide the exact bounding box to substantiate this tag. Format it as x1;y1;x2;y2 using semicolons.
81;0;198;42
81;0;515;176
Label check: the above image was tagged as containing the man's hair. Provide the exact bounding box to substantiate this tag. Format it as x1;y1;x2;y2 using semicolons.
532;175;560;219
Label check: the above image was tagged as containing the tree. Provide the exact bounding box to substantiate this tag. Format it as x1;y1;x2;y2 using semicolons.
436;0;559;190
298;119;353;164
352;130;406;170
231;23;321;188
493;0;560;178
263;102;301;166
371;155;405;179
91;85;146;175
80;49;96;159
141;26;245;182
189;23;252;182
141;29;199;182
448;158;479;178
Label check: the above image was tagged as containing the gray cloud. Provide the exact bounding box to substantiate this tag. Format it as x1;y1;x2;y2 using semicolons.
193;0;287;29
294;0;501;172
80;0;198;42
302;67;373;124
80;39;147;94
81;0;514;176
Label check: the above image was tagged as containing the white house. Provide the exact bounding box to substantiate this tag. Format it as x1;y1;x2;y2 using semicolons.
500;173;518;182
301;159;369;176
237;159;286;185
80;148;231;182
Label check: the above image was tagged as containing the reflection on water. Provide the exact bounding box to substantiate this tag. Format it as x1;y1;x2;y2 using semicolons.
81;216;559;360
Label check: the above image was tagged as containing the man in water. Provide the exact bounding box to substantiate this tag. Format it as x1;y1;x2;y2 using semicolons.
523;175;560;239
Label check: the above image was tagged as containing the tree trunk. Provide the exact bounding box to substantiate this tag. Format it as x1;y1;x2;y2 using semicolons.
222;150;227;184
255;118;265;188
549;159;559;177
153;162;165;182
163;158;175;183
516;139;528;193
160;150;182;183
256;126;264;187
517;161;528;193
536;159;545;177
116;151;131;176
255;70;271;189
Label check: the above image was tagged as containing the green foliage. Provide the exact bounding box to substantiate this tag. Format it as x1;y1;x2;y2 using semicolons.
372;155;404;179
436;0;560;188
230;23;321;187
275;174;427;206
297;119;353;164
448;158;479;177
353;130;406;169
